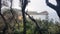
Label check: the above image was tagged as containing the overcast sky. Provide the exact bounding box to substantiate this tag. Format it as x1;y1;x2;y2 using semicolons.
12;0;60;22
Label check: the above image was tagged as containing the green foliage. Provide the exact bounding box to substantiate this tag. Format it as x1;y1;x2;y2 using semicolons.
14;19;60;34
0;12;60;34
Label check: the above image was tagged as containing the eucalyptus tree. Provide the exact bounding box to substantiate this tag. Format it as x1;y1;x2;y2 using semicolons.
0;0;9;34
1;0;17;34
19;0;43;34
19;0;29;34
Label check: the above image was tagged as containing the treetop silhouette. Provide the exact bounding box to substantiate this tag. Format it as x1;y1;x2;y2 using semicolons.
46;0;60;18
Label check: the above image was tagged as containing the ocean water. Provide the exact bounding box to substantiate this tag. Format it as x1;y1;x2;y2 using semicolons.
30;15;60;22
31;15;46;20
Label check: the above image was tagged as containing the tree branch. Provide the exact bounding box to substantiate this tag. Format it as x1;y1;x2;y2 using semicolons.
46;0;57;10
25;12;42;34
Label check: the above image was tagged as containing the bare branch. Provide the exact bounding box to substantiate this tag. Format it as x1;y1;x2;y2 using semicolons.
25;12;42;34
